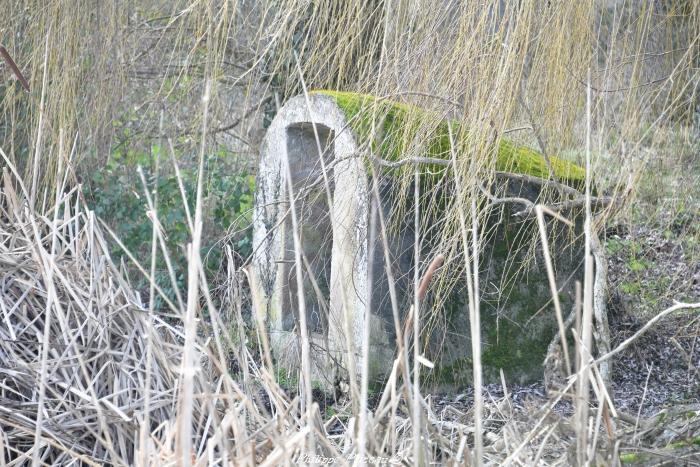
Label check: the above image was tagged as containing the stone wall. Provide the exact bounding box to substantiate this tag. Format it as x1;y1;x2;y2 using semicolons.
252;91;586;390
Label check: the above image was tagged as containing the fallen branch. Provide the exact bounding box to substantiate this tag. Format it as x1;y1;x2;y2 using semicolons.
594;301;700;366
479;182;612;219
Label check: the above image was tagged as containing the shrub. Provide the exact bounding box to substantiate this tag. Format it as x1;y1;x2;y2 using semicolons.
87;144;254;307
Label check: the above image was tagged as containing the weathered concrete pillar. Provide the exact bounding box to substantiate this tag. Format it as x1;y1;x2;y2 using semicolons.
252;91;587;390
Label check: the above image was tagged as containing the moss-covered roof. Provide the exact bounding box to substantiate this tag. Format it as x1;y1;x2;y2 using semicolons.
311;90;585;187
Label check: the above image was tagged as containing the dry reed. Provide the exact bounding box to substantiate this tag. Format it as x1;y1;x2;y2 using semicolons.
1;1;699;465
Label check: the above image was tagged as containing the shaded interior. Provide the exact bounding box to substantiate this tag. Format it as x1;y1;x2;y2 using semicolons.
282;123;335;334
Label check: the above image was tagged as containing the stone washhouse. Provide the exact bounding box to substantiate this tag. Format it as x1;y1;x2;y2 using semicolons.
251;91;587;390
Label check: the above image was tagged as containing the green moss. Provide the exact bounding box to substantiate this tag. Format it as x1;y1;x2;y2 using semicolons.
420;207;574;387
620;281;642;295
424;282;560;386
620;437;700;465
481;308;555;378
304;91;585;387
620;452;648;464
657;411;668;423
667;436;700;450
628;258;651;272
312;90;586;187
429;329;554;386
429;356;472;386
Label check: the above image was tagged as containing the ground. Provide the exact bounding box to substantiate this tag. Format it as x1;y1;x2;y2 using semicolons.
606;220;700;417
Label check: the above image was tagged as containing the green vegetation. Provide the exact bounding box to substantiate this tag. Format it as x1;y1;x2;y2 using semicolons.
619;452;648;464
666;436;700;450
88;144;254;306
620;437;700;464
313;90;586;187
607;233;683;314
275;367;299;390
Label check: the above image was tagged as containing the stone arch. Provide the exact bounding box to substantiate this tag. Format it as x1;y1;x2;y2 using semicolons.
251;94;384;387
252;91;589;390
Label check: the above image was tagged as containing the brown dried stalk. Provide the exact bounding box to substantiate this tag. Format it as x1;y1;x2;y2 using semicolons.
0;46;30;92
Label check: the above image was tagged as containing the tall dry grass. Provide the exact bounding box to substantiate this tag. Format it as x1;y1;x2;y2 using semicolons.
1;0;699;465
